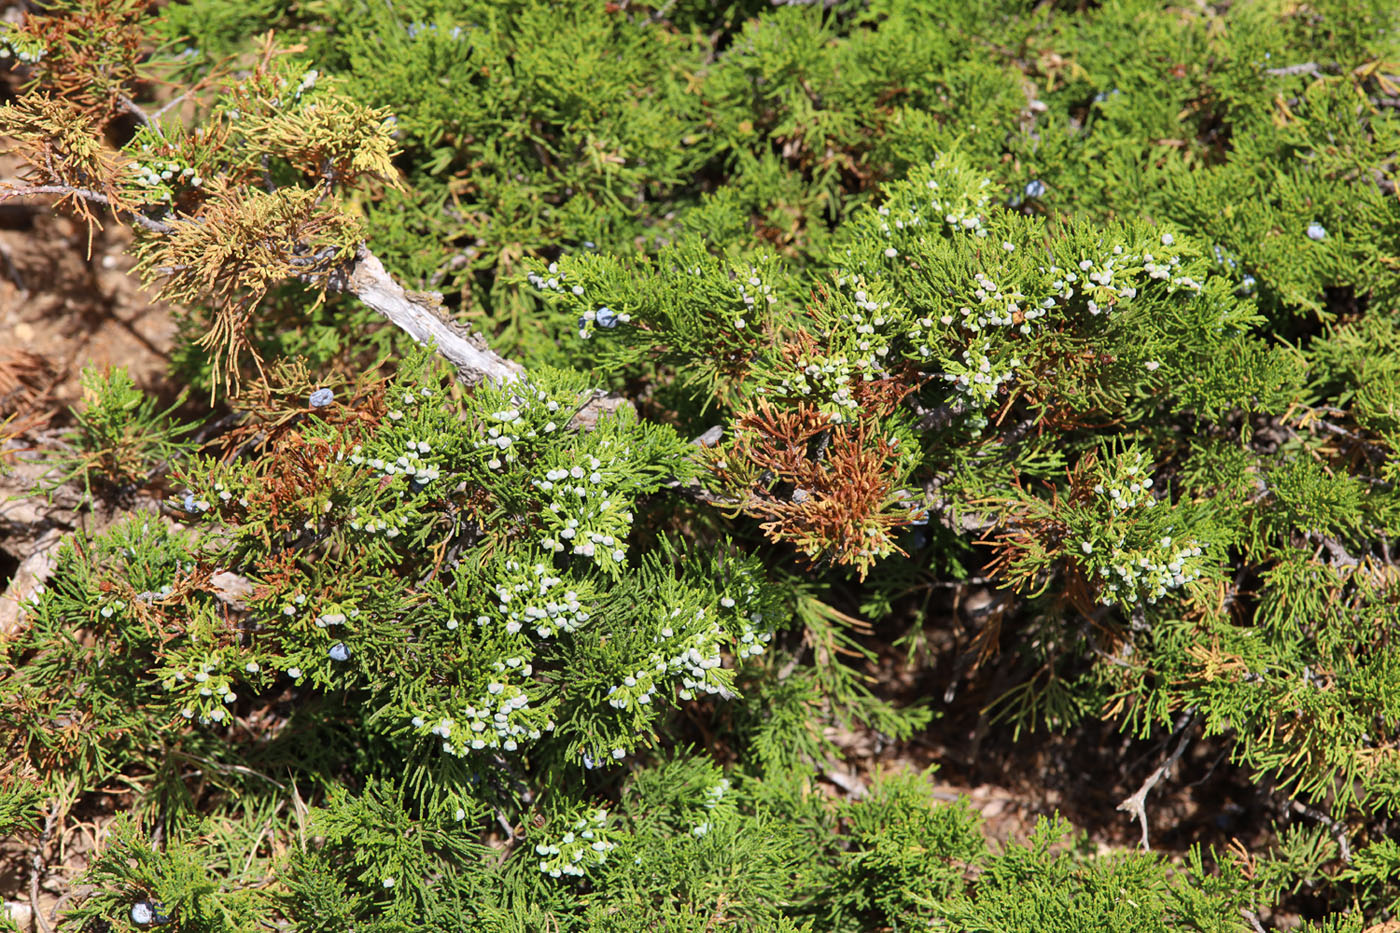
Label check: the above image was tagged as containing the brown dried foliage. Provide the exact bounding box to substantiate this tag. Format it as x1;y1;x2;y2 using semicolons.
215;358;388;459
0;94;134;241
101;563;216;646
232;431;361;548
132;181;363;388
0;347;57;453
11;0;153;129
710;400;909;579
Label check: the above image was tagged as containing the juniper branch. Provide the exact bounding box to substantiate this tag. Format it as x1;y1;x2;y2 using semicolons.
0;185;173;235
1;182;525;384
330;245;524;385
1290;799;1353;863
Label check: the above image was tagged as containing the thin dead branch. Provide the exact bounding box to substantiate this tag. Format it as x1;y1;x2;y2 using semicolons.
1116;712;1197;850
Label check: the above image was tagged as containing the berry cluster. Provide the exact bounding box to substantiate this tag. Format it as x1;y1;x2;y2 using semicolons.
534;808;616;879
533;443;636;570
481;559;592;638
415;678;547;757
1073;449;1212;608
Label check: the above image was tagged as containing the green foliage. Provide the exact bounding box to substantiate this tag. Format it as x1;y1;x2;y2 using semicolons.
64;814;266;933
6;0;1400;928
827;767;982;926
936;817;1249;933
0;773;43;836
41;365;195;501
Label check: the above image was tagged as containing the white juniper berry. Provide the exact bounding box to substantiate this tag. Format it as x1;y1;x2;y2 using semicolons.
1072;449;1212;609
534;808;616;879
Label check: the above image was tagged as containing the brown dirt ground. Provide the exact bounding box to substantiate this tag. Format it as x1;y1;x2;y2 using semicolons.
0;197;178;409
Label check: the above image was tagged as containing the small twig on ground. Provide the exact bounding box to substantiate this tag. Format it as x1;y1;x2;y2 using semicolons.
1116;711;1197;850
29;803;58;933
1265;62;1325;77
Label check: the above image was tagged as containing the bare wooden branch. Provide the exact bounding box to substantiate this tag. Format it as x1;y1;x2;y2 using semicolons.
1116;712;1197;850
118;94;155;130
1265;62;1324;77
0;185;173;235
331;246;524;385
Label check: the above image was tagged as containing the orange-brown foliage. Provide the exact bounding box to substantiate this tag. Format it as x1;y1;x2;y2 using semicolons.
711;400;910;580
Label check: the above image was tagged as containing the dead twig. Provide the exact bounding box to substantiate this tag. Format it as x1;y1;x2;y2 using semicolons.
1116;711;1197;850
1265;62;1326;77
30;803;58;933
1290;799;1352;863
0;185;173;235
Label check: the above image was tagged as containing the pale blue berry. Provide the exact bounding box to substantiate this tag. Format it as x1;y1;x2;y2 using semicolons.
328;643;349;662
308;387;334;408
130;900;169;926
595;307;618;329
1306;222;1327;241
1024;180;1046;198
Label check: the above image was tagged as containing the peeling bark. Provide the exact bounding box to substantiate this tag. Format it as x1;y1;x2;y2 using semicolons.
336;246;524;386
